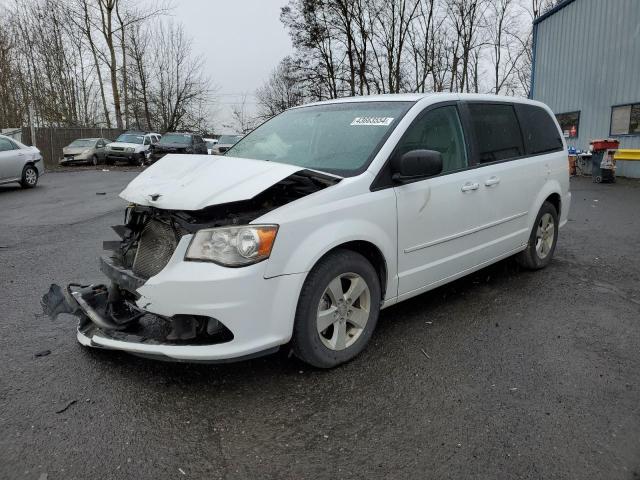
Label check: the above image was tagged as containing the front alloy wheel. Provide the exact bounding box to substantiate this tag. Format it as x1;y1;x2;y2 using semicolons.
317;273;371;351
20;165;38;188
292;249;381;368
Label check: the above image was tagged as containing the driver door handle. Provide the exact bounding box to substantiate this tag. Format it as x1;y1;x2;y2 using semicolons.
461;181;480;192
484;176;500;187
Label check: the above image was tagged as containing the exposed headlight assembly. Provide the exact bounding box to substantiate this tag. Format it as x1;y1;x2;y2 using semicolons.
185;225;278;266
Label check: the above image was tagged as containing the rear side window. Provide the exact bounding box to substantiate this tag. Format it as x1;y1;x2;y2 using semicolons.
516;104;563;155
468;103;524;163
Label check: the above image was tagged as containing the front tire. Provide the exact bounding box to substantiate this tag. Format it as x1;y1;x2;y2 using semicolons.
292;249;381;368
20;165;38;188
516;201;559;270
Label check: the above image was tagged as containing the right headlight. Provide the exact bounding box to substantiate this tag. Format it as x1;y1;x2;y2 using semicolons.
125;147;135;153
185;225;278;266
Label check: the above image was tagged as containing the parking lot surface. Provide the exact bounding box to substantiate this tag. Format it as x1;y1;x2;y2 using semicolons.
1;171;639;479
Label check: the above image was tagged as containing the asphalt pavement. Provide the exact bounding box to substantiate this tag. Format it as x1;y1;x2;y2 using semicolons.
1;170;639;480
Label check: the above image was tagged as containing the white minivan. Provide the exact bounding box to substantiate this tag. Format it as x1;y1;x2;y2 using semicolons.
43;93;570;368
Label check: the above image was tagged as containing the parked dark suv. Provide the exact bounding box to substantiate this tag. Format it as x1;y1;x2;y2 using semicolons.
149;132;208;163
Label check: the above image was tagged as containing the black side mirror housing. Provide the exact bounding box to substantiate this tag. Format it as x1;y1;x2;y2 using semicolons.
391;149;443;183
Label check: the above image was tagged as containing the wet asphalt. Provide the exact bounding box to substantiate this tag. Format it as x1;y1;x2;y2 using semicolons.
1;169;639;480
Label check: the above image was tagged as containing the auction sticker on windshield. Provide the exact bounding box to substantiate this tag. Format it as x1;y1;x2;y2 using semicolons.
350;117;394;126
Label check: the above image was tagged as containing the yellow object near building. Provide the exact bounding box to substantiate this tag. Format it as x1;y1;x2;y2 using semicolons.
614;150;640;161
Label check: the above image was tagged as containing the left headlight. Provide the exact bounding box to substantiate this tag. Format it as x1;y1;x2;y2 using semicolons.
125;147;135;153
185;225;278;266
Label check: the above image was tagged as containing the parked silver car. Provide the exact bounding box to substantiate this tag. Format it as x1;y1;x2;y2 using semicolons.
60;138;111;166
0;134;44;188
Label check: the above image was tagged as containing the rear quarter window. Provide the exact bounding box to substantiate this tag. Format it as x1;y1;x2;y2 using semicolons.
516;104;564;155
467;103;524;163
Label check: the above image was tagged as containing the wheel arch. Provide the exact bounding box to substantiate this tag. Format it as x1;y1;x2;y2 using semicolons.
545;192;561;217
317;240;388;301
23;161;39;175
528;180;562;231
265;220;397;303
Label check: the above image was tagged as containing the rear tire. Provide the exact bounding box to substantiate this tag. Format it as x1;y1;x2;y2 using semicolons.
292;249;381;368
516;201;558;270
20;165;38;188
91;155;99;166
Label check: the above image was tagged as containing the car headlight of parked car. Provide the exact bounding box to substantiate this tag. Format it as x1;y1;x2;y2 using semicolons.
185;225;278;266
125;147;135;153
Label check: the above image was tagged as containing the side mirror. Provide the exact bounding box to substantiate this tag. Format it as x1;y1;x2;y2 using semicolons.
391;149;443;183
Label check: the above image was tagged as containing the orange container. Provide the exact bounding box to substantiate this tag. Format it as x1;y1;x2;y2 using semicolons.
568;154;577;175
590;139;620;151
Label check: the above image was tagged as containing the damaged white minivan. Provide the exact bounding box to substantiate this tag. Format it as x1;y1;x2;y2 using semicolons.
43;93;570;368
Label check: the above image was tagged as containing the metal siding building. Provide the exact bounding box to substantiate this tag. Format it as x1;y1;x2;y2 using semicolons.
531;0;640;175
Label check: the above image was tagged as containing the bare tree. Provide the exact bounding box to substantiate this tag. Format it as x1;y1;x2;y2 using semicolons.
256;57;305;119
230;95;258;134
151;21;212;132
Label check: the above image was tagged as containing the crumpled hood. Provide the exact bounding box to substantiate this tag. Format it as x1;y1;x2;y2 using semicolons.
119;154;303;210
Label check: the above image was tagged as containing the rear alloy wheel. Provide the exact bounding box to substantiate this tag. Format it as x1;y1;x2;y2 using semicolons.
20;165;38;188
91;155;99;166
292;249;381;368
516;201;558;270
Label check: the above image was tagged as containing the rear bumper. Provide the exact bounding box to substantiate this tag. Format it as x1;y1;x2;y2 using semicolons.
74;239;307;362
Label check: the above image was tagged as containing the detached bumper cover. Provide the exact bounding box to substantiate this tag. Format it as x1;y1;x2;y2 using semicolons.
100;255;146;292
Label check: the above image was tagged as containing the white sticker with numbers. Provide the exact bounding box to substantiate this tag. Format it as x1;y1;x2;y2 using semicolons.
350;116;394;126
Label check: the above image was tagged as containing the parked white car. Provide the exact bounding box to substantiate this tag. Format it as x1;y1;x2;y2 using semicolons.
43;94;570;368
105;131;161;166
0;134;45;188
204;137;218;155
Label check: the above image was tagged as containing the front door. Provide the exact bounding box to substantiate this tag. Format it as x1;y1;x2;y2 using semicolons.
394;104;494;298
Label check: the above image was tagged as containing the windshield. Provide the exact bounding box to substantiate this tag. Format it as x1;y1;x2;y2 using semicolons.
115;134;144;144
226;101;413;176
218;135;243;144
69;139;95;148
160;133;192;145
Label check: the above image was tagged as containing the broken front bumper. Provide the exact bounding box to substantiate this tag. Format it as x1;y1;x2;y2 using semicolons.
43;237;307;363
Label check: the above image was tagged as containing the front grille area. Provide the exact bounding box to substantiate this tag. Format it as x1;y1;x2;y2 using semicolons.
112;146;124;151
132;220;184;278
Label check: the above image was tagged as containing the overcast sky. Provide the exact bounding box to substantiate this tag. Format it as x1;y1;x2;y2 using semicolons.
170;0;293;132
